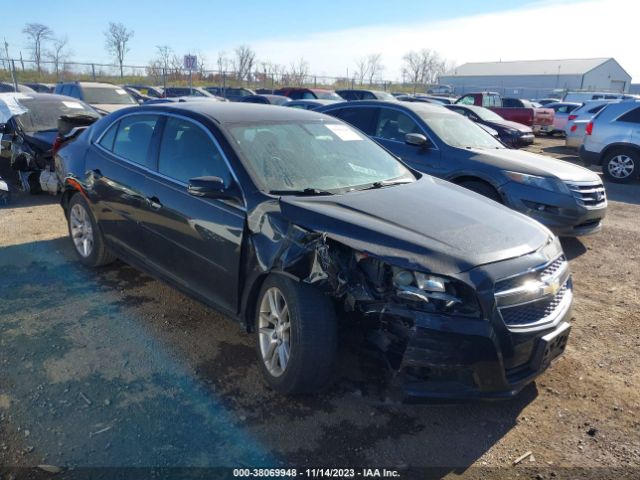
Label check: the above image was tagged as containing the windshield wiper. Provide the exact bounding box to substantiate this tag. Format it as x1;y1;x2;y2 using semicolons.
268;188;335;196
356;179;413;191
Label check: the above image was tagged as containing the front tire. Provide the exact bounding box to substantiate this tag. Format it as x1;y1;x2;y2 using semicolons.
67;193;116;267
255;275;337;395
602;149;637;183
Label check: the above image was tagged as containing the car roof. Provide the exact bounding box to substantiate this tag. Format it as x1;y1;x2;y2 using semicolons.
137;101;329;124
63;81;119;88
324;100;449;115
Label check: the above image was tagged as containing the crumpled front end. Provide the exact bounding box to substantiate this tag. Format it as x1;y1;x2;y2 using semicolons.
243;200;572;401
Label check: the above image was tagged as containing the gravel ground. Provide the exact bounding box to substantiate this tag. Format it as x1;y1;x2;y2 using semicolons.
0;136;638;479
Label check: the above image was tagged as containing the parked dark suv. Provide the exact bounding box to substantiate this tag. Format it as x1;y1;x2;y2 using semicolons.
318;101;607;236
56;103;573;400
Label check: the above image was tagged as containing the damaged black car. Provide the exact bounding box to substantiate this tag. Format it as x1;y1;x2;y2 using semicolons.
0;92;99;197
56;103;573;400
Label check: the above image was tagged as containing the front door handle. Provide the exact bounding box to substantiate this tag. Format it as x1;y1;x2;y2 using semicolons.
146;196;162;211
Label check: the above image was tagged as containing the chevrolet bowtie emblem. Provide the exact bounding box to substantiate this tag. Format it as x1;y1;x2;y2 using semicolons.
543;279;561;296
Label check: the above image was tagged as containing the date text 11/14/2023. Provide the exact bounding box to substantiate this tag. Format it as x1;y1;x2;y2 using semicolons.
233;468;402;478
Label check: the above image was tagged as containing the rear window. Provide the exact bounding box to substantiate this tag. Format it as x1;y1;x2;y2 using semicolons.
617;107;640;124
14;97;99;132
82;87;136;105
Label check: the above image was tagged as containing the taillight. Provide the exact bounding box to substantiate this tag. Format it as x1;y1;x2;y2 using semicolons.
570;125;577;132
52;136;63;155
585;122;594;135
568;114;577;121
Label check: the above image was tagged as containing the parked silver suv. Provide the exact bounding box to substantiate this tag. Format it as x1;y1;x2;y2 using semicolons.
580;101;640;183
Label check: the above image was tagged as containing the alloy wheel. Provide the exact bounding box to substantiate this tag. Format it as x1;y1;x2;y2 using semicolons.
258;287;291;377
69;203;94;258
607;154;635;179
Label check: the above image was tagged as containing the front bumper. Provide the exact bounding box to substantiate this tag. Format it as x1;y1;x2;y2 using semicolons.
363;303;572;401
500;182;607;237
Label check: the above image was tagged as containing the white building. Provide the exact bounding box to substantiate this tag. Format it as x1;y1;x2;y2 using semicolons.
439;58;631;99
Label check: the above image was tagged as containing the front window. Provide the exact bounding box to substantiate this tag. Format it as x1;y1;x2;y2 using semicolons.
82;87;136;105
314;91;342;100
471;107;504;122
14;97;99;132
226;121;414;193
419;111;505;149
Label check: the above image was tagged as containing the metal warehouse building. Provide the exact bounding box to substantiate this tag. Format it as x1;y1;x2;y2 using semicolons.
439;58;631;99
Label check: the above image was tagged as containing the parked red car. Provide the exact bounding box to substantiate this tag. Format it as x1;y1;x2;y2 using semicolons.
456;92;554;133
273;87;342;100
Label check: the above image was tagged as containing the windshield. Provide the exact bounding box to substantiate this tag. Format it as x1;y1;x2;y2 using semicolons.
420;111;505;149
83;87;136;105
315;91;342;100
14;97;99;132
473;107;504;122
227;121;415;193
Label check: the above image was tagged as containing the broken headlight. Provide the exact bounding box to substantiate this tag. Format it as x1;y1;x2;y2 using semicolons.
391;267;481;318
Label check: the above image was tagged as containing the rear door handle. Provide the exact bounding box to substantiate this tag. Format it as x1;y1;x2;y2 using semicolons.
146;196;162;211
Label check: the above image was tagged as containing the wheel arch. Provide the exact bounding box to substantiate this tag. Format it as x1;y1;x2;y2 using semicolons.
600;143;640;165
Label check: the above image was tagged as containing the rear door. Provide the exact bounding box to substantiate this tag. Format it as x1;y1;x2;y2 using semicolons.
616;106;640;143
87;113;161;257
141;115;245;313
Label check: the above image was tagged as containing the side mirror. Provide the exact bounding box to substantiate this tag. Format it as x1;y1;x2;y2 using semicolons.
0;123;11;134
405;133;429;147
187;176;237;200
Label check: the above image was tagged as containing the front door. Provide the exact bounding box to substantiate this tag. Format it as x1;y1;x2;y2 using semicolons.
372;107;442;174
140;115;245;313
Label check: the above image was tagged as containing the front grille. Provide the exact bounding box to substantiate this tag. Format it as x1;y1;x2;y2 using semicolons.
495;255;565;293
500;283;569;326
565;181;607;208
495;255;572;331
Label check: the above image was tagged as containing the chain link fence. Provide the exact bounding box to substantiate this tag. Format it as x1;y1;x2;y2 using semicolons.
0;58;413;93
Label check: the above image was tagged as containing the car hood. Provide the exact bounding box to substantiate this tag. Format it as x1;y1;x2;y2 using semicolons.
465;147;600;182
277;176;551;275
488;119;533;133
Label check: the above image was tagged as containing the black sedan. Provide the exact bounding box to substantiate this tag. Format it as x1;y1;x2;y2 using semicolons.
56;102;572;400
445;104;534;147
317;101;607;236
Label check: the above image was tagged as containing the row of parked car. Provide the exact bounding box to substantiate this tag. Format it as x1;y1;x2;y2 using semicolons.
2;78;621;398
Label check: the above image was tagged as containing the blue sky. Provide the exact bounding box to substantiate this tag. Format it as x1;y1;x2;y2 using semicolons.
4;0;636;80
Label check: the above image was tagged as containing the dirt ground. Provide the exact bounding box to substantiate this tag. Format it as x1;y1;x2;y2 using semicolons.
0;136;638;479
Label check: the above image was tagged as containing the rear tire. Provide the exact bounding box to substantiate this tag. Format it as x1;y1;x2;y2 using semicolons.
67;193;116;267
255;274;337;395
602;148;638;183
458;180;502;203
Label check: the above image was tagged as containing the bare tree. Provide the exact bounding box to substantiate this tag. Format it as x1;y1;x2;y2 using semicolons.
104;22;134;78
216;51;230;73
354;56;368;85
288;58;309;86
402;49;449;91
22;23;53;73
233;45;256;81
155;45;173;73
47;36;71;78
366;53;384;86
401;50;422;89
